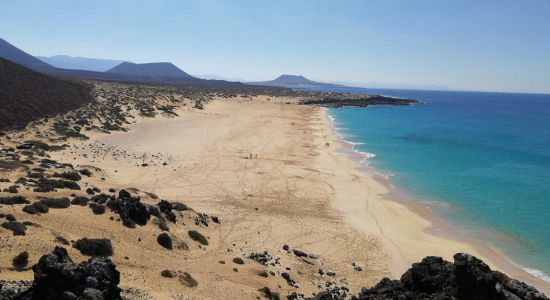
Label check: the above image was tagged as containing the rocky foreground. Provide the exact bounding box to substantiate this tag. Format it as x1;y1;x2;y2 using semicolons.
1;250;546;299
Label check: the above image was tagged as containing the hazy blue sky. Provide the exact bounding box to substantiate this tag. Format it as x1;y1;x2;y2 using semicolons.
1;0;549;93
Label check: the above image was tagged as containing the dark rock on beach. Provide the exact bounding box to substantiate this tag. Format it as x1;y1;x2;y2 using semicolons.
13;247;120;300
106;190;150;228
89;203;106;215
0;196;29;205
71;196;90;206
73;238;114;257
39;197;71;208
12;251;29;270
188;230;208;245
1;221;27;235
347;253;549;300
157;232;173;250
22;201;49;215
22;198;70;215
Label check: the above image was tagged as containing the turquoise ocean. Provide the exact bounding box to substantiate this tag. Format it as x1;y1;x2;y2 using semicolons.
304;87;550;282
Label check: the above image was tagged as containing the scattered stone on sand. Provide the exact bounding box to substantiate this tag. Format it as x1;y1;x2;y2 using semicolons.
13;247;121;299
258;287;280;300
39;197;71;209
232;257;245;265
1;221;27;236
178;272;198;287
71;196;89;206
157;233;173;250
106;190;150;228
89;203;106;215
344;253;549;299
160;270;177;278
292;248;318;259
73;238;114;256
22;202;48;215
54;235;70;245
0;196;29;205
188;230;208;245
12;251;29;270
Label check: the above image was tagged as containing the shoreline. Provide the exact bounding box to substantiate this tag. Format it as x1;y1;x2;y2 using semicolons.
321;106;550;294
2;86;549;298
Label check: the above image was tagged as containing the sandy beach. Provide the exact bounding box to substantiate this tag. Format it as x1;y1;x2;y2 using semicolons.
1;91;549;298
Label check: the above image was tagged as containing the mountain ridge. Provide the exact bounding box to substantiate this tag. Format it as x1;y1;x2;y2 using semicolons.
0;37;284;90
37;55;128;72
0;57;92;130
0;38;55;71
107;62;195;79
248;74;343;88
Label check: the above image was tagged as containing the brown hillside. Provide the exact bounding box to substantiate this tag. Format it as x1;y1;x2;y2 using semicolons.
0;57;92;131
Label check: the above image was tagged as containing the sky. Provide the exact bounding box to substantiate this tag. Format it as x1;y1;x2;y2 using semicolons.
1;0;550;93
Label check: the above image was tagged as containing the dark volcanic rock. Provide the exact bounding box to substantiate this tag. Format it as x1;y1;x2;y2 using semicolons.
22;201;49;215
16;247;120;299
53;171;82;181
22;198;70;215
160;269;176;278
106;190;150;228
79;169;93;177
0;196;29;205
89;203;106;215
157;200;176;223
232;257;245;265
178;272;198;288
188;230;208;245
40;197;71;208
73;238;114;257
12;251;29;270
71;196;90;206
348;253;549;300
1;221;27;235
33;178;81;192
157;233;173;250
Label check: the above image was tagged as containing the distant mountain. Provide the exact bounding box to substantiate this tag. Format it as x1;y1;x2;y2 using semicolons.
107;62;195;79
0;38;55;71
36;55;128;72
195;74;244;82
248;75;343;88
0;37;285;91
0;57;92;130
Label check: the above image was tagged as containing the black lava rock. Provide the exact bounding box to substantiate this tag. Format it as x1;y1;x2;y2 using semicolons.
0;196;29;205
106;190;150;228
12;251;29;270
348;253;549;300
188;230;208;245
89;203;106;215
16;247;121;299
22;202;49;215
157;233;173;250
71;196;90;206
1;221;27;235
73;238;113;257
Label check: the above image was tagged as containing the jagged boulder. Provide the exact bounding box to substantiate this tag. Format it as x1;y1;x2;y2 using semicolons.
106;190;150;228
349;253;549;300
17;246;121;299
